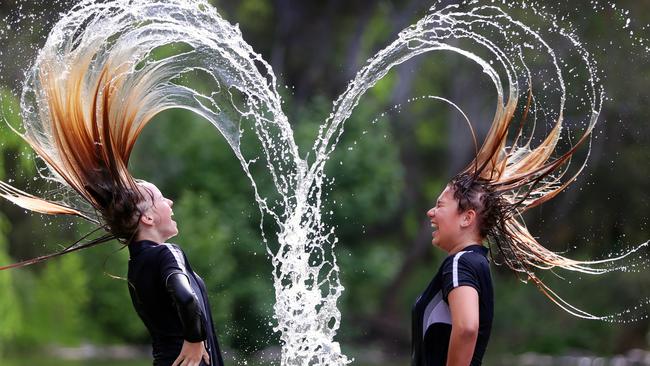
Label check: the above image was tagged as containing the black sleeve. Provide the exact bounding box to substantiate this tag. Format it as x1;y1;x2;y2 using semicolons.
165;273;207;343
442;254;481;303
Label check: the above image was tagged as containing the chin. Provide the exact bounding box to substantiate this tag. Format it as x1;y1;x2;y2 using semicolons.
432;238;449;252
431;232;441;247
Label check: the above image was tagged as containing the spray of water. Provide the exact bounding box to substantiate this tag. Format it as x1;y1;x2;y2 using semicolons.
5;1;346;364
2;0;650;364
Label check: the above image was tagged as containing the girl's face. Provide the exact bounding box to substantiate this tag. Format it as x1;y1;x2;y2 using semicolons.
426;185;464;252
138;182;178;241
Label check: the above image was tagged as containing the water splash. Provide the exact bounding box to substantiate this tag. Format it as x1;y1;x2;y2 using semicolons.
1;0;650;364
5;0;345;364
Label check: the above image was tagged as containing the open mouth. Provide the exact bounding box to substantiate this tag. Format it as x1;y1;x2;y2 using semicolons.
430;223;438;237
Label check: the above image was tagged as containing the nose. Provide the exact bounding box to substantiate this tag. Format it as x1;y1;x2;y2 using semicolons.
167;198;174;207
427;207;435;218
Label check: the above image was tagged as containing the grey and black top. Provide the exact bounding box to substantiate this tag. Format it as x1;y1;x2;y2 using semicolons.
128;240;224;366
412;244;493;366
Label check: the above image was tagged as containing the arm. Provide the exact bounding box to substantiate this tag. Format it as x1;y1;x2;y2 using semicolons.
166;273;210;366
446;286;479;366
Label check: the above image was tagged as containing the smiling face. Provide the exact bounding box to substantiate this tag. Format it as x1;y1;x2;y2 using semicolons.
426;185;464;252
136;181;178;243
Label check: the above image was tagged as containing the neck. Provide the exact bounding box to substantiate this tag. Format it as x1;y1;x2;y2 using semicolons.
447;237;483;254
134;231;165;244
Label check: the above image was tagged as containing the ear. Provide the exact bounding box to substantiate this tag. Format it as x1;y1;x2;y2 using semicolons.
460;209;476;228
139;212;155;226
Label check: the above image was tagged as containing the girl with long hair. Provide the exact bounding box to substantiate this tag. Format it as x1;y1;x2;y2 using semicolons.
409;79;640;364
0;3;226;365
411;91;594;364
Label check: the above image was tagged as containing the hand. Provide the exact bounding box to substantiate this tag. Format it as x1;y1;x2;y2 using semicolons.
172;340;210;366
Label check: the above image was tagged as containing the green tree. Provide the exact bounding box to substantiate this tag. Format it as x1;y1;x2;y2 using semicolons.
0;214;22;355
22;253;89;345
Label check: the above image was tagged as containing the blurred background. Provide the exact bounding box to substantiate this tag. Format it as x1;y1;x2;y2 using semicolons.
0;0;649;365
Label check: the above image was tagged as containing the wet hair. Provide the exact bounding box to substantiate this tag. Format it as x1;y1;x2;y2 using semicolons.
98;183;156;242
0;22;162;270
441;80;620;317
449;174;502;239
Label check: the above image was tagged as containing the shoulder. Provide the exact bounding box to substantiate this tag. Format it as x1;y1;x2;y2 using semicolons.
459;250;489;268
155;243;186;262
157;243;190;276
441;249;490;301
442;250;489;276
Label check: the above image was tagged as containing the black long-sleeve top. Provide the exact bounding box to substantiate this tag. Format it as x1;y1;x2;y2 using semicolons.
127;240;224;366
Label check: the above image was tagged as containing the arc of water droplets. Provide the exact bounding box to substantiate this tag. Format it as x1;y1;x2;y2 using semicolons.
12;0;344;364
319;2;649;324
6;0;650;364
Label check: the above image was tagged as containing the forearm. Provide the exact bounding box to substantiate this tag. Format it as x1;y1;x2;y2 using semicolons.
446;328;478;366
166;273;206;342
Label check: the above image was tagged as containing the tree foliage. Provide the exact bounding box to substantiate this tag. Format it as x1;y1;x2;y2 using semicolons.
0;0;649;360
